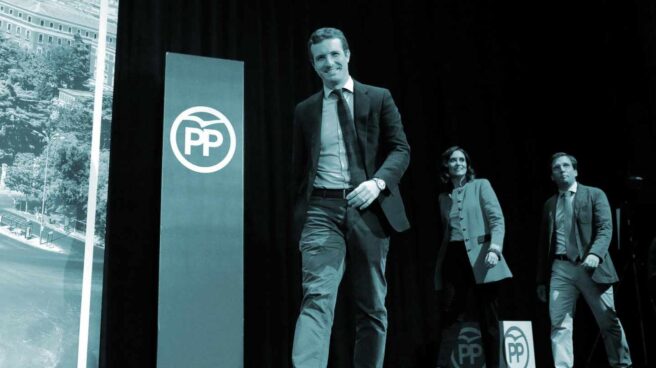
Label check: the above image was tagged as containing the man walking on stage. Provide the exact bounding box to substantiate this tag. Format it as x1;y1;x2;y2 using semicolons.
536;152;632;367
290;27;410;368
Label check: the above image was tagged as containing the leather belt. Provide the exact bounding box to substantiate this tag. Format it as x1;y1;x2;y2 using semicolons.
554;254;580;263
311;188;352;199
449;234;491;245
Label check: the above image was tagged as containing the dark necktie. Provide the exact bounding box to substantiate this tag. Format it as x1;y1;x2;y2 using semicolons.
559;191;580;261
332;89;366;186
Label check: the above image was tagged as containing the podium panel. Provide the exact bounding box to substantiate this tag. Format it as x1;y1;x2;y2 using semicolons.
500;321;536;368
158;53;244;368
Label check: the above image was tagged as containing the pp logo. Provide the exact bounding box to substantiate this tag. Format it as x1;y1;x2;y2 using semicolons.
504;326;530;368
170;106;236;173
451;326;485;367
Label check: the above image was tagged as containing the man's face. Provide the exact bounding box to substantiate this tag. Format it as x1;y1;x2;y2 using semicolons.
310;38;350;89
551;156;578;188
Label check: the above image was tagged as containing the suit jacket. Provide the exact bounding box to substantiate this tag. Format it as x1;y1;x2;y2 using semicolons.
536;183;619;285
290;81;410;241
434;179;513;290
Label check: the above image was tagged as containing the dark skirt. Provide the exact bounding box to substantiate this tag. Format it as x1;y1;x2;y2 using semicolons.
438;240;501;368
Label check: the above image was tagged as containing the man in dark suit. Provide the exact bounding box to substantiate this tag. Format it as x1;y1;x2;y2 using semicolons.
536;152;632;368
290;27;410;368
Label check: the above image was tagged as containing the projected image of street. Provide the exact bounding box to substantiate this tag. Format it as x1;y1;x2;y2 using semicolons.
0;0;117;366
0;196;104;366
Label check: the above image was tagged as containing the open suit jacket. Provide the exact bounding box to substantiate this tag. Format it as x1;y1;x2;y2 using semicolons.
536;183;619;286
434;179;513;290
290;81;410;242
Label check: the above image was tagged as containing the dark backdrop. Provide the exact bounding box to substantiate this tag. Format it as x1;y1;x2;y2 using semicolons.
101;0;656;367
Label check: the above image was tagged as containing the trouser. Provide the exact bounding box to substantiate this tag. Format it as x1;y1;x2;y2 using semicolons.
549;259;632;368
437;240;501;368
292;196;390;368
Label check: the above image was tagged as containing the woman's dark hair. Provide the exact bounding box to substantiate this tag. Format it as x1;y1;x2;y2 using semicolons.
440;146;476;184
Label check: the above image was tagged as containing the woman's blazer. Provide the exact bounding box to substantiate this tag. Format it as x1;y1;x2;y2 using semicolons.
434;178;513;290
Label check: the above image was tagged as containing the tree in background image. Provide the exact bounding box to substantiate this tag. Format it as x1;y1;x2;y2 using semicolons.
50;34;92;91
9;34;91;101
94;149;110;240
0;35;23;78
48;135;89;222
1;29;111;243
3;152;42;211
0;82;49;164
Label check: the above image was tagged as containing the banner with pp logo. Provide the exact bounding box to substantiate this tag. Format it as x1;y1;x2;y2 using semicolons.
158;53;243;368
169;105;237;173
500;321;535;368
438;322;486;368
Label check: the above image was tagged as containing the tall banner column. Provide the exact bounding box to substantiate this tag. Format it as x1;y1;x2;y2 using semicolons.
158;53;244;368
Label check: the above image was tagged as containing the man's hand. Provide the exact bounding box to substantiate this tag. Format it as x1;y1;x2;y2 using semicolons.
582;254;600;270
536;284;547;303
346;180;381;210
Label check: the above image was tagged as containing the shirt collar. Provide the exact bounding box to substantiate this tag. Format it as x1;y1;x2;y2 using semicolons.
559;181;578;195
323;76;354;98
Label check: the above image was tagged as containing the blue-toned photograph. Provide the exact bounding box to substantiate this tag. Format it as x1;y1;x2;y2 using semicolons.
0;0;116;366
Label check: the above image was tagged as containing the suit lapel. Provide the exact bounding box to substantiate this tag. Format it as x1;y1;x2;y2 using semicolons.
571;185;587;253
353;81;369;172
547;194;557;246
307;92;323;169
573;184;587;218
548;195;557;227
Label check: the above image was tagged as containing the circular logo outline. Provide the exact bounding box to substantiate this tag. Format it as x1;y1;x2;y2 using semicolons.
503;326;530;368
451;326;485;368
170;106;237;173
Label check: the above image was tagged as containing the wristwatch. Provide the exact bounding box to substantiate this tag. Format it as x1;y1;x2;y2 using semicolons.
372;178;386;191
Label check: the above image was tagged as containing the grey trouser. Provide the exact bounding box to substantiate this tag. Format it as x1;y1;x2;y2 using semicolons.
292;196;390;368
549;259;632;368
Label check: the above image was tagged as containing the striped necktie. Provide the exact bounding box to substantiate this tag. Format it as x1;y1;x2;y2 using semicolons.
559;191;580;262
332;89;366;185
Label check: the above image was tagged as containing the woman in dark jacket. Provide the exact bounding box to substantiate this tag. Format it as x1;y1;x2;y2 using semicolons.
435;146;512;368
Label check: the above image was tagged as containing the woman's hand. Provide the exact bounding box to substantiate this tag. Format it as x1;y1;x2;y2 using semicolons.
484;251;499;268
485;243;502;268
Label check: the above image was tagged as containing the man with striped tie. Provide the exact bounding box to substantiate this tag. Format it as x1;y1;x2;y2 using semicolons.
536;152;632;368
290;27;410;368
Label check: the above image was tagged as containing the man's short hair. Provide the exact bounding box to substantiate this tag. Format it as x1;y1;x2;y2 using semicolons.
550;152;578;170
307;27;350;63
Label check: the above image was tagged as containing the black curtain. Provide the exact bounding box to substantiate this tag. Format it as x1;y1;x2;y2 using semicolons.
101;0;656;367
